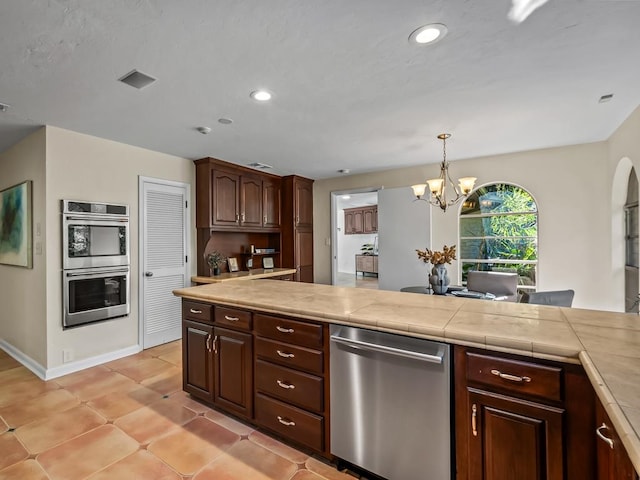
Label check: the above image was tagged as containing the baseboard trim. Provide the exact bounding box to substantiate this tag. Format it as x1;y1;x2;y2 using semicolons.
0;340;142;380
0;340;47;380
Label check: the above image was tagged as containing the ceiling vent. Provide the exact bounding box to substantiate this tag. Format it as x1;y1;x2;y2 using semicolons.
118;69;157;89
598;94;614;103
0;102;9;112
247;162;273;170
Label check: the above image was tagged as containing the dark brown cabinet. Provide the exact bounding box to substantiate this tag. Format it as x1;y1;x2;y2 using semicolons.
282;176;314;282
182;319;214;401
181;300;329;455
455;346;596;480
240;175;263;228
343;205;377;234
596;398;638;480
181;301;253;420
263;178;281;229
213;326;253;418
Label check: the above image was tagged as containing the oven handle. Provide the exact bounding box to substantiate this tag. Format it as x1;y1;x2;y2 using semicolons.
66;268;129;277
65;215;129;223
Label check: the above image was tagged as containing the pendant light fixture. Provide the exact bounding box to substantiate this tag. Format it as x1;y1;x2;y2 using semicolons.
411;133;476;212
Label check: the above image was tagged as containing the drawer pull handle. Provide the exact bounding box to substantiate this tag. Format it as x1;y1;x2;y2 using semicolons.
277;416;296;427
596;423;614;449
224;315;240;322
490;369;531;383
276;350;295;359
190;308;203;314
472;403;478;437
277;380;295;390
276;326;295;334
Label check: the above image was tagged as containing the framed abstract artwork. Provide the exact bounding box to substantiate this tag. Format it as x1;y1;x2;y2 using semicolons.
0;180;33;268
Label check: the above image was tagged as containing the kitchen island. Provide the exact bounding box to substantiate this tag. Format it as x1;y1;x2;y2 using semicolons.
173;280;640;477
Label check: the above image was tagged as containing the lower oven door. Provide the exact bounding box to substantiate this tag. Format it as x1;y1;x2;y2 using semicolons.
63;266;130;328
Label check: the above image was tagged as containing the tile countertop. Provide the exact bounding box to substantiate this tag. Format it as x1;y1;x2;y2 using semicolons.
172;280;640;473
191;268;297;284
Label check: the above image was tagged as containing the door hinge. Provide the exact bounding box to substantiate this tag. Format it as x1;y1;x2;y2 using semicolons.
185;255;188;262
185;200;188;208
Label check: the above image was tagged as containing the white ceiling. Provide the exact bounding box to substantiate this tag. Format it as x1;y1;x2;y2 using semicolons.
1;0;639;179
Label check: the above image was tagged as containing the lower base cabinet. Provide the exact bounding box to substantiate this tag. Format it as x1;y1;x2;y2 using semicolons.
596;397;638;480
455;346;597;480
182;300;329;455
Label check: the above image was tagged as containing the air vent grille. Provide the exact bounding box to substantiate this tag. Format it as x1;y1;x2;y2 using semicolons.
118;70;157;89
247;162;273;170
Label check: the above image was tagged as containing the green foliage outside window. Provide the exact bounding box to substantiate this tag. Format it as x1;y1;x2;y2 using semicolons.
460;184;538;288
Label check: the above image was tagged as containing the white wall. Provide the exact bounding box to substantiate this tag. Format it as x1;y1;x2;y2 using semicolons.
0;128;48;368
314;141;612;311
44;126;195;370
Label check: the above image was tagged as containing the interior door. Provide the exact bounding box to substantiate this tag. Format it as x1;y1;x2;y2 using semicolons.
140;177;190;349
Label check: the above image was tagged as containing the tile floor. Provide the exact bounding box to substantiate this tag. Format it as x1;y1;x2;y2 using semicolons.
334;272;378;290
0;342;357;480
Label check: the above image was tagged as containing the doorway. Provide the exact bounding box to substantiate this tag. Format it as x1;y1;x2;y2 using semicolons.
331;188;380;289
139;176;190;348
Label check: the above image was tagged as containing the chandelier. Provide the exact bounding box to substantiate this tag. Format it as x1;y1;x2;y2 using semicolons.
411;133;476;212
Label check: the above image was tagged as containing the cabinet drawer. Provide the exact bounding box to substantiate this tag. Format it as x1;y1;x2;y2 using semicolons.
255;393;323;452
255;360;323;412
254;314;323;348
215;306;252;331
466;352;562;402
183;301;213;323
255;337;323;374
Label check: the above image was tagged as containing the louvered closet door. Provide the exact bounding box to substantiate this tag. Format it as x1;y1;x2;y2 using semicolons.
141;178;189;349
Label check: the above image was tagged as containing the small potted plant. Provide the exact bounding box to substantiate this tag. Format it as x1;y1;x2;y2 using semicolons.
206;250;226;276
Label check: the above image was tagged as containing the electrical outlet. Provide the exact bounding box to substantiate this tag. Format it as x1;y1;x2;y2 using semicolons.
62;349;74;363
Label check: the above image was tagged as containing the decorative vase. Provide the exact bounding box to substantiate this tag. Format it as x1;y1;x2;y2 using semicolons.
211;267;221;276
429;263;450;295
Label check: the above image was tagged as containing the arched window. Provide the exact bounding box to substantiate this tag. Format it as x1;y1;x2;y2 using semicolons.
459;183;538;292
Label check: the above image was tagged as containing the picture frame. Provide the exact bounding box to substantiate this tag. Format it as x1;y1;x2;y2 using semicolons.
0;180;33;268
228;257;239;272
262;257;274;269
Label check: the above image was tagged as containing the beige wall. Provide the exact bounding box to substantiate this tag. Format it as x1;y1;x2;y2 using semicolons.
44;127;195;370
314;141;615;311
0;128;48;366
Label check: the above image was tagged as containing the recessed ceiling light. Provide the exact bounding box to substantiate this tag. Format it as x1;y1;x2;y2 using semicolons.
0;102;9;112
250;90;272;102
338;169;350;174
196;126;211;134
218;118;233;125
409;23;448;45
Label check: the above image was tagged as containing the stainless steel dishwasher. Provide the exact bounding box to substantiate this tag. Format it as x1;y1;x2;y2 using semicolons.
330;325;451;480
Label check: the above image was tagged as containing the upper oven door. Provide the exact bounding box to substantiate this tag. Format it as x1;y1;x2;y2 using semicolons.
63;215;129;269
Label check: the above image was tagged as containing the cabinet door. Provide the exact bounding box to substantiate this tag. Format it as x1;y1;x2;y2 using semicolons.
183;320;214;401
363;208;375;233
372;207;378;232
212;169;240;227
213;326;253;418
344;211;355;235
372;255;378;273
295;230;313;283
467;388;564;480
241;175;263;227
353;210;364;233
596;399;637;480
295;179;313;228
263;179;281;228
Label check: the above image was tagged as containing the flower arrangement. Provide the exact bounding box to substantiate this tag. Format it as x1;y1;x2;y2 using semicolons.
416;244;457;265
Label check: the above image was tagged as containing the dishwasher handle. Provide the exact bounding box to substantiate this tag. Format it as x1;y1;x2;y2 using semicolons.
330;332;444;364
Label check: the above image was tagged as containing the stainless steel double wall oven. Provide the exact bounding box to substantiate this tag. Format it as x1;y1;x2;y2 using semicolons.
62;200;130;328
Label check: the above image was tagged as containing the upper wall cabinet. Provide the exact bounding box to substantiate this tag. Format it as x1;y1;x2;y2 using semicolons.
344;205;377;235
195;158;282;231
